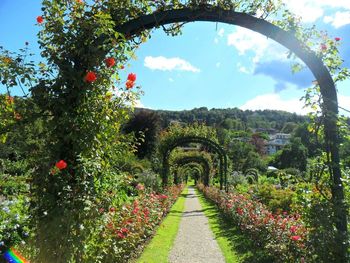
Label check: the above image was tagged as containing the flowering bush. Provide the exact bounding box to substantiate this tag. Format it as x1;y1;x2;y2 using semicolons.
197;184;308;263
82;184;184;262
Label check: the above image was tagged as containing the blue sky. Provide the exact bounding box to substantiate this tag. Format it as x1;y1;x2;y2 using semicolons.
1;0;350;115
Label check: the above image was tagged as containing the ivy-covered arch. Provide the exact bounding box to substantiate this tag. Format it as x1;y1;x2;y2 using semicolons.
179;163;203;184
115;6;346;257
173;155;211;186
160;135;228;190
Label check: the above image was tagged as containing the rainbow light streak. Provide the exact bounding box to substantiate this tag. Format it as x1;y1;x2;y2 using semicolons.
3;248;28;263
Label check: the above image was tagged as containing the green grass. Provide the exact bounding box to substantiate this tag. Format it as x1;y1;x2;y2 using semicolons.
195;189;273;263
137;186;188;263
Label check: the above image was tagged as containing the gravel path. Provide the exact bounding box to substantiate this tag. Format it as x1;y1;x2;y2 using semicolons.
168;187;225;263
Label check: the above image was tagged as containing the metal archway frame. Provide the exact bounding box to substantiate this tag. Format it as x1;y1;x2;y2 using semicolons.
115;6;346;258
160;136;228;190
173;155;211;186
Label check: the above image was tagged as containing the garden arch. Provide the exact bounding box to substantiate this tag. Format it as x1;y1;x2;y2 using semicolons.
172;155;211;186
180;163;203;184
115;6;346;256
160;135;228;190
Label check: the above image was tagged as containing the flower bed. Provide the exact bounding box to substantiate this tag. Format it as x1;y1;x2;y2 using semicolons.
197;184;308;263
101;184;184;262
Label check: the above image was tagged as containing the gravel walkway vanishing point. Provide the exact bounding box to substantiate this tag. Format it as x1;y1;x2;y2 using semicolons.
168;186;225;263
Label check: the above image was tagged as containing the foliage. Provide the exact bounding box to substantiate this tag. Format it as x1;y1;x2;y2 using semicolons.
270;138;308;171
124;109;161;159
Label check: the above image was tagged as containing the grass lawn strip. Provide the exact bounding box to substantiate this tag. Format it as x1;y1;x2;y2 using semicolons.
195;188;241;263
136;186;188;263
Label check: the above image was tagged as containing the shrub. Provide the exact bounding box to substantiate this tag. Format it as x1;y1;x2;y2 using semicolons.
198;184;308;263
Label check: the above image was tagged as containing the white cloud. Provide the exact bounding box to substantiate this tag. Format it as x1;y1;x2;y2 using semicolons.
214;37;219;44
227;27;288;64
240;94;310;115
169;78;174;82
216;62;221;68
283;0;350;24
237;63;251;74
144;56;200;73
218;28;225;37
240;93;350;116
323;11;350;28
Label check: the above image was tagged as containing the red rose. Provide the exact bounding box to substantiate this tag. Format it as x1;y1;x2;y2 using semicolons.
55;160;67;170
290;225;298;233
127;73;136;82
291;235;301;241
37;16;44;24
126;80;134;90
335;37;341;41
85;71;97;83
105;57;115;68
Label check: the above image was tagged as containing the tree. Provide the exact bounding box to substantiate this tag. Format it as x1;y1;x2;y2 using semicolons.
272;137;308;171
124;109;161;159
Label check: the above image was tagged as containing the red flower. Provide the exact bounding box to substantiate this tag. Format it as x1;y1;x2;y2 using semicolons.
99;208;105;213
335;37;341;41
158;194;168;199
117;232;125;239
105;57;115;68
37;16;44;24
55;160;67;170
121;228;128;233
291;235;301;241
320;44;327;51
85;71;97;83
109;207;116;213
290;225;298;233
126;80;134;90
120;65;125;70
236;207;243;215
127;73;136;82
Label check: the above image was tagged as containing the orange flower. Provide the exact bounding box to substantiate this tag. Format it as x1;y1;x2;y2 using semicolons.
105;57;115;68
37;16;44;24
85;71;97;83
127;73;136;82
14;112;21;120
126;80;134;89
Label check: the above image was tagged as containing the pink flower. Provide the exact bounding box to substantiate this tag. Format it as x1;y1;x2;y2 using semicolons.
290;225;298;233
320;43;327;52
291;235;301;241
136;184;144;191
335;37;341;41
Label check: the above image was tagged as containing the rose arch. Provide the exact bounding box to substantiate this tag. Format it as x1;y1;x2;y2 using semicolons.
112;6;346;258
160;135;228;190
172;155;212;186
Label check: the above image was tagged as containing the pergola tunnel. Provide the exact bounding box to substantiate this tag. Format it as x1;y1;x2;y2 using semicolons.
2;1;349;262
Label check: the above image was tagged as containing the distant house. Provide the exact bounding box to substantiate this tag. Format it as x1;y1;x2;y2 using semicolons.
266;133;291;155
